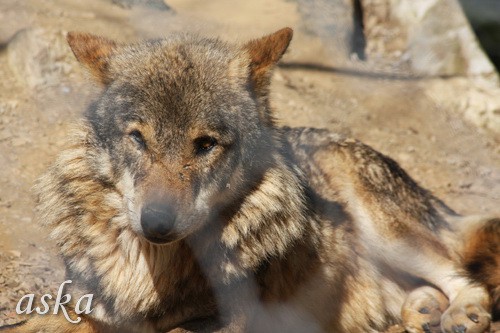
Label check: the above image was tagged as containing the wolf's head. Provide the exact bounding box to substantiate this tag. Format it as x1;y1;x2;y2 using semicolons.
67;28;293;244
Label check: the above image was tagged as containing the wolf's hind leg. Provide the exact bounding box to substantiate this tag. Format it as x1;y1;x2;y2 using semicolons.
402;286;449;333
288;131;494;332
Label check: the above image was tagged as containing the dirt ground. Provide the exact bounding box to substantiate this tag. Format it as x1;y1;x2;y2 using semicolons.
0;0;498;331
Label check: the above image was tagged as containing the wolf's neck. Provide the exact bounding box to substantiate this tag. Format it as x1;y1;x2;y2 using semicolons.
190;155;321;285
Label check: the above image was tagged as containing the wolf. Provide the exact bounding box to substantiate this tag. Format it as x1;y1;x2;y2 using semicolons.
1;28;498;333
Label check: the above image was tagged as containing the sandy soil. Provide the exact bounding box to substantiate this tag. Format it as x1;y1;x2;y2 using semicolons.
0;0;498;331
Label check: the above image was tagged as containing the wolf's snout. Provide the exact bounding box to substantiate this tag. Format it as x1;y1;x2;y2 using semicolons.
140;202;177;244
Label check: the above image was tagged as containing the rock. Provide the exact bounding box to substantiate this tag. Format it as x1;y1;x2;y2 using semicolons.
356;0;500;133
296;0;360;63
6;280;19;289
8;250;20;258
360;0;498;79
459;0;500;71
424;77;500;132
110;0;172;11
0;129;13;142
294;0;500;133
7;28;80;89
360;0;407;63
406;0;495;77
34;277;44;289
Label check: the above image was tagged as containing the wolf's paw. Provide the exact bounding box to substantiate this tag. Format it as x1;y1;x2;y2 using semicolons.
440;303;491;333
402;287;449;333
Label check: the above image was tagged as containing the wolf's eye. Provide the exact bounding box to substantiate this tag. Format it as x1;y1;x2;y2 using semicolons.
194;136;217;154
129;130;146;149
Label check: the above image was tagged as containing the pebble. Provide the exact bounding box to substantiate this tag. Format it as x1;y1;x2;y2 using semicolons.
8;250;21;258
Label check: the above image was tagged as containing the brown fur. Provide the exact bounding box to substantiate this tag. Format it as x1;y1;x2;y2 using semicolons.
463;218;500;290
463;218;500;319
66;32;117;84
1;29;498;333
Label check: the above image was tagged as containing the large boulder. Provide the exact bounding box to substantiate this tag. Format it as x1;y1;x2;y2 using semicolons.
360;0;498;78
297;0;500;133
7;28;80;90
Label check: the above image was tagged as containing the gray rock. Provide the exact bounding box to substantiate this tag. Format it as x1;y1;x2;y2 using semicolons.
360;0;498;78
358;0;500;132
459;0;500;70
296;0;359;63
7;28;79;89
110;0;172;11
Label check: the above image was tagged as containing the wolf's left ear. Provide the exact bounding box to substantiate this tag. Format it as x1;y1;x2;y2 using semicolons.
67;32;118;85
243;27;293;94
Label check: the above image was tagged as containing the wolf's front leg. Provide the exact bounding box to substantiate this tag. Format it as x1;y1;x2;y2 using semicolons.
402;286;449;333
400;286;490;333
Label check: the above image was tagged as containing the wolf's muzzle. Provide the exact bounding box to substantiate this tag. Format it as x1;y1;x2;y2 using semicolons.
140;202;177;244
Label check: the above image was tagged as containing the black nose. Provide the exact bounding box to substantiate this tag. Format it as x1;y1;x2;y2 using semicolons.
140;202;177;244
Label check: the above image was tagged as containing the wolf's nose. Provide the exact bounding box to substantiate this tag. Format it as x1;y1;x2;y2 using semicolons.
140;202;177;244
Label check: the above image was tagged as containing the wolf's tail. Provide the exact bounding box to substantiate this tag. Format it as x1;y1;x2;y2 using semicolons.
462;217;500;319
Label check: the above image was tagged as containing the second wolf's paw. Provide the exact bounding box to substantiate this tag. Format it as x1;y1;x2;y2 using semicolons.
440;303;491;333
402;286;449;333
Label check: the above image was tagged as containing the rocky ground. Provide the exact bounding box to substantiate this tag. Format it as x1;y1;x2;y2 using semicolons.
0;0;498;331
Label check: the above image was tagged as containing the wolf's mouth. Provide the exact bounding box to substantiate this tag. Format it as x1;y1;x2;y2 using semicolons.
143;233;179;245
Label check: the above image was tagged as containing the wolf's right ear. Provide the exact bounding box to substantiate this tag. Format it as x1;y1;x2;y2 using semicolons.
67;32;118;85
